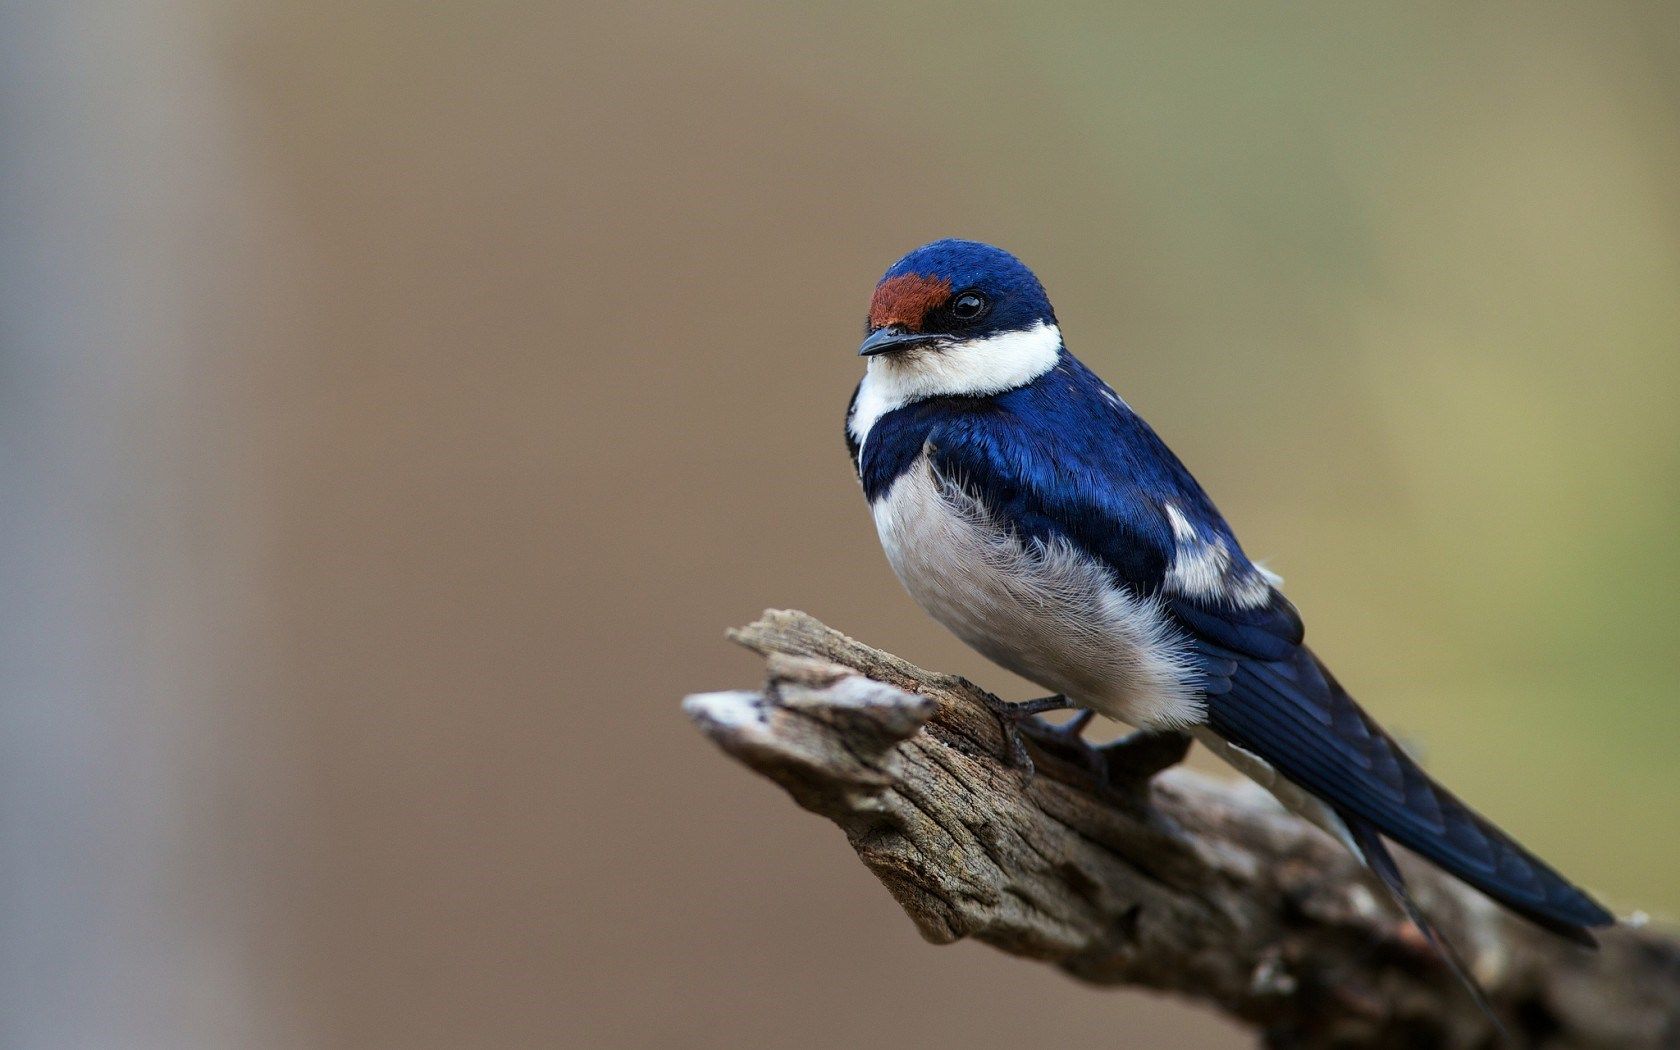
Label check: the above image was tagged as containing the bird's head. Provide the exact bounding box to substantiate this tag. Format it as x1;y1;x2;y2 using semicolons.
858;240;1063;399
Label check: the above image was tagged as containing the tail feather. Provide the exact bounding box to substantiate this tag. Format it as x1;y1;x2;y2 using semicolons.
1343;815;1511;1043
1201;646;1616;942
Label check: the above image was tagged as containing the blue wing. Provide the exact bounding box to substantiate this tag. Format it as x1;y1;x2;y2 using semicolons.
907;363;1613;942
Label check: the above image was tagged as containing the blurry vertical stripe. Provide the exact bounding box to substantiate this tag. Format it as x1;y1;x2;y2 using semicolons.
0;2;290;1048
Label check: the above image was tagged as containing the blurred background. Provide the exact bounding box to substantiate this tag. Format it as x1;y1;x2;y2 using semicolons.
3;3;1678;1048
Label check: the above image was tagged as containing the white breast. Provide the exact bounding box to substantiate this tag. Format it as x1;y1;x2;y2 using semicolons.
872;457;1204;729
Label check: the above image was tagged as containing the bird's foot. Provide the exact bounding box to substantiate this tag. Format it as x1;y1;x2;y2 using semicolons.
1041;708;1096;745
1020;708;1111;779
1097;729;1192;789
979;694;1075;785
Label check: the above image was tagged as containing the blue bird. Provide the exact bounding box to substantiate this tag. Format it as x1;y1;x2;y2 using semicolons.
845;239;1615;967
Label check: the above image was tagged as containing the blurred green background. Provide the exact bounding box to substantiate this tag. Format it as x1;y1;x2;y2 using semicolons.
3;3;1676;1048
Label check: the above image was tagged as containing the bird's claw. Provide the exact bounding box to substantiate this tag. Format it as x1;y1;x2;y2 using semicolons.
1029;709;1111;778
979;698;1187;791
1045;708;1096;743
980;694;1075;786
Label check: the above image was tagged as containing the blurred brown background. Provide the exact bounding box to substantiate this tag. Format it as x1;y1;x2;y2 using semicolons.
3;3;1678;1048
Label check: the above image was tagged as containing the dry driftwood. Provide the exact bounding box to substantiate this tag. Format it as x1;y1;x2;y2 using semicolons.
684;610;1679;1049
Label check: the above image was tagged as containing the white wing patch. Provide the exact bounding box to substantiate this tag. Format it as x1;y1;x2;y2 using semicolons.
847;321;1062;458
1163;502;1275;608
874;457;1205;729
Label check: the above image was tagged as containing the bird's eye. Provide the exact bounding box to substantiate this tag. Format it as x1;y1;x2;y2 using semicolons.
950;292;988;320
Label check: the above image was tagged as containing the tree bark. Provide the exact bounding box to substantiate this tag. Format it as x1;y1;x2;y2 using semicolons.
684;610;1679;1049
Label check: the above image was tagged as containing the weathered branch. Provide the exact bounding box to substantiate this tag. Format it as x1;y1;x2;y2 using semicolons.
684;610;1680;1049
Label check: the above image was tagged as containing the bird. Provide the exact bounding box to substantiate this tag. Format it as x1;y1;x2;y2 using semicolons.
844;238;1615;976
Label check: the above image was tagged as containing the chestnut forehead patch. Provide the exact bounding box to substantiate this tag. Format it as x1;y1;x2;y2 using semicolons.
868;274;952;332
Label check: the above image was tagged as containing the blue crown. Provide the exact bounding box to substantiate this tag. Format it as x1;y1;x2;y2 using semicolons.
877;240;1056;335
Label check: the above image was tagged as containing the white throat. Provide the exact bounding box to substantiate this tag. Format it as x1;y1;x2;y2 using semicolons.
848;321;1062;453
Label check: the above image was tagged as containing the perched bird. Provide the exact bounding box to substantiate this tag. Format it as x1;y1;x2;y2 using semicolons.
844;239;1614;967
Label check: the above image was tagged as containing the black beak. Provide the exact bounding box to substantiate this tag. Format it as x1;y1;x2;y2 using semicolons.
859;326;937;357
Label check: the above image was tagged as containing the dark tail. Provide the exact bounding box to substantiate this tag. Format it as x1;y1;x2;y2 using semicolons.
1343;815;1511;1043
1204;647;1616;945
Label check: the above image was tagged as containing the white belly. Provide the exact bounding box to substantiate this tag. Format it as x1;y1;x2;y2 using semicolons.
872;458;1203;729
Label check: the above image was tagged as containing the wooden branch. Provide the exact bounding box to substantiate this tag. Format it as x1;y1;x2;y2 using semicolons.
684;610;1680;1049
